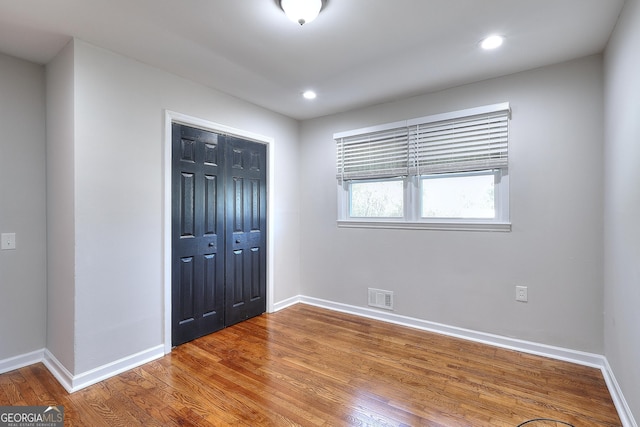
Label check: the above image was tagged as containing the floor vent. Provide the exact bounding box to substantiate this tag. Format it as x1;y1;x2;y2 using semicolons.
368;288;394;310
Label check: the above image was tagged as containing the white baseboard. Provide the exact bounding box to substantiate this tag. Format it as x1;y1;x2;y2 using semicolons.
272;295;301;312
293;295;637;427
70;345;165;393
2;345;163;393
602;358;638;427
42;350;74;392
299;296;605;366
43;345;165;393
0;349;45;375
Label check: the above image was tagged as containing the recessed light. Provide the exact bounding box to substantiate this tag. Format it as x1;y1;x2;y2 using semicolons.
303;90;317;100
481;35;504;50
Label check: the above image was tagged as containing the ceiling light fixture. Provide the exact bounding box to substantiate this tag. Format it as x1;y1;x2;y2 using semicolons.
303;90;317;100
481;35;504;50
279;0;326;25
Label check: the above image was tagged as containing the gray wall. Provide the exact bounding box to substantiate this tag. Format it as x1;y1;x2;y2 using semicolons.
604;0;640;419
45;41;76;371
300;55;605;353
46;39;301;375
0;53;47;360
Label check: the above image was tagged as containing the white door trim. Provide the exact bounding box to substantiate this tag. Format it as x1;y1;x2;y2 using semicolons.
163;110;275;355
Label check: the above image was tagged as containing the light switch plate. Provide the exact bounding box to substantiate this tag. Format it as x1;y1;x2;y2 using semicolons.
1;233;16;250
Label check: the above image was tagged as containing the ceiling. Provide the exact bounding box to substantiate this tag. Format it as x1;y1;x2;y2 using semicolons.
0;0;625;120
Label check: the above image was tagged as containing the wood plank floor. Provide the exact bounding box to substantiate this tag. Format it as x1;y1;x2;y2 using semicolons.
0;304;621;426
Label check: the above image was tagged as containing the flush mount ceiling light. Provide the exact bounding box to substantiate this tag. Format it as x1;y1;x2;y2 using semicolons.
279;0;326;25
481;35;504;50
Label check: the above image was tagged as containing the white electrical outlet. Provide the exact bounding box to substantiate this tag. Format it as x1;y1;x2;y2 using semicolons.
516;285;528;302
1;233;16;250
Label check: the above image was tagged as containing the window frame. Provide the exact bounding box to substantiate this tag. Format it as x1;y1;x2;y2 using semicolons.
336;103;511;232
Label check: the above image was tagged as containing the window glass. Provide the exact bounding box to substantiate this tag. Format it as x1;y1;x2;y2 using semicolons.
350;180;403;218
421;172;495;219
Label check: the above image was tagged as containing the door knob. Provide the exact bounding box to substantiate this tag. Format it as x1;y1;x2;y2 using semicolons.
235;239;241;244
208;242;214;247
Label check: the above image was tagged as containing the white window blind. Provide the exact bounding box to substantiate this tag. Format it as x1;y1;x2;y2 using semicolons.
411;109;509;175
335;103;510;180
336;125;409;180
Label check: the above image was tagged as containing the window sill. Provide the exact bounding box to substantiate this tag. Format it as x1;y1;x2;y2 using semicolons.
337;220;511;232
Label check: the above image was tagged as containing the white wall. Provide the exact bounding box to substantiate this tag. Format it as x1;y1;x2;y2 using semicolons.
49;39;301;375
0;53;47;360
300;55;604;353
604;0;640;420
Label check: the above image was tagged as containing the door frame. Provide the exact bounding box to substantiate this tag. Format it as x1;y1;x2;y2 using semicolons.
162;110;275;354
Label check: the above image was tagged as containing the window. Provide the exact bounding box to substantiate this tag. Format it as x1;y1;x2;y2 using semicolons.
421;170;498;219
335;103;511;231
350;179;404;218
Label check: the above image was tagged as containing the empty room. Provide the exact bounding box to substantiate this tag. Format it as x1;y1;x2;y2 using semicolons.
0;0;638;426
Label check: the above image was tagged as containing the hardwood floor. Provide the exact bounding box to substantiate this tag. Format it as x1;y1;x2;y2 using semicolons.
0;304;621;426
